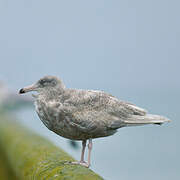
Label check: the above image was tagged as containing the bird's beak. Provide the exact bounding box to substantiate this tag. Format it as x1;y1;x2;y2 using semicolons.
19;84;37;94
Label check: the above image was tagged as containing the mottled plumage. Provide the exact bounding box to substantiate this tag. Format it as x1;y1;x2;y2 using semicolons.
19;75;170;167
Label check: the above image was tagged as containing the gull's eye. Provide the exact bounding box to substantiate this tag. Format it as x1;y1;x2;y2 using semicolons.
39;79;46;85
38;78;57;87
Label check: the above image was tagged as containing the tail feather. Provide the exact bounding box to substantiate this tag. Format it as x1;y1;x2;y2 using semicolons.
123;114;171;127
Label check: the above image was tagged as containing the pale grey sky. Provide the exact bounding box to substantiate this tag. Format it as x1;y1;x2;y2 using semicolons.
0;0;179;91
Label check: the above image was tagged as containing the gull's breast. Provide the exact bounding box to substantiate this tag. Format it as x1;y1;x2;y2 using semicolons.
34;100;52;130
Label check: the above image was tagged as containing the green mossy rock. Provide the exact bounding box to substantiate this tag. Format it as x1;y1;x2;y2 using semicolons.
0;115;103;180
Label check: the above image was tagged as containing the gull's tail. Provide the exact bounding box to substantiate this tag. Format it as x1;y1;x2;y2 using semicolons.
123;114;171;127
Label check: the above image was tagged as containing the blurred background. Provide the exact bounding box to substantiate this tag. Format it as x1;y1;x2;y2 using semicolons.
0;0;179;179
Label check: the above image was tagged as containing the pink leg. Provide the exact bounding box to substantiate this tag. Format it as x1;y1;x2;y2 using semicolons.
70;139;92;168
80;140;86;162
87;139;92;167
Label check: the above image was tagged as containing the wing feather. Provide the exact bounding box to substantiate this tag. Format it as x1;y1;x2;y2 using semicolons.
58;90;147;130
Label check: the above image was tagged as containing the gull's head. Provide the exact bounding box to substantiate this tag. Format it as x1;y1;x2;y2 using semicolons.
19;76;65;94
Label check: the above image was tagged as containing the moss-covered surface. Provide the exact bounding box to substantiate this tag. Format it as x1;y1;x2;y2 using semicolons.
0;115;103;180
0;147;18;180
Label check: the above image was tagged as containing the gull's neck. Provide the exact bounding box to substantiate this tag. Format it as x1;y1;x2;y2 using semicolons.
36;87;66;101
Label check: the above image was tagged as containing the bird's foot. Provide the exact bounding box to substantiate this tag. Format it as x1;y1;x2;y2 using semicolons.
71;161;90;168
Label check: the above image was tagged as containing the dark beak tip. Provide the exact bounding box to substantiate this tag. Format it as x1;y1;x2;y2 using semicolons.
19;88;25;94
